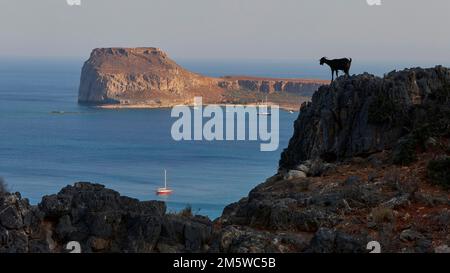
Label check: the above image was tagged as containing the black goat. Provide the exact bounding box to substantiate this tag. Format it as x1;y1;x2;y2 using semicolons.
320;57;352;81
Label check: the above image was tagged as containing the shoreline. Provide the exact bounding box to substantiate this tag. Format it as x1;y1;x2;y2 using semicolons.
96;103;302;112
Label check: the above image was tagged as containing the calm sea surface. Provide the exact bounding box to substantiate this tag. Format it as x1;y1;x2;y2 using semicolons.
0;59;299;219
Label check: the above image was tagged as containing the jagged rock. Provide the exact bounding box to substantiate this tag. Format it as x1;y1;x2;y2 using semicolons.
400;229;424;242
216;225;310;253
280;66;450;169
343;176;362;186
38;182;169;252
0;205;23;230
415;238;433;253
382;194;411;209
0;191;43;253
435;245;450;253
1;182;213;253
284;170;307;180
161;214;212;253
295;164;310;173
306;227;336;252
306;228;365;253
414;193;450;207
429;210;450;232
221;77;326;96
88;237;109;252
0;169;448;253
218;67;450;253
308;159;335;177
220;177;343;233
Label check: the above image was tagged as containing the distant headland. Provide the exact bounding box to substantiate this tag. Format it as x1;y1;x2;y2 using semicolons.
78;48;329;111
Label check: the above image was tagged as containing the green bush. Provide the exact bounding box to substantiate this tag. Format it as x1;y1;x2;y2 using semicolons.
392;136;417;165
368;93;398;125
179;205;193;217
411;121;430;147
0;177;7;195
431;84;450;104
371;207;395;224
414;105;450;140
427;157;450;189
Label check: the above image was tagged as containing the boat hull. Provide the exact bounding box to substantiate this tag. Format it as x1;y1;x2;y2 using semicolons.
156;188;173;195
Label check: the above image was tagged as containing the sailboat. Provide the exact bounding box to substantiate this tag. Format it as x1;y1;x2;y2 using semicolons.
258;95;271;116
156;169;173;195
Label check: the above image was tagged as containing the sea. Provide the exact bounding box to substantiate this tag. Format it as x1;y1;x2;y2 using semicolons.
0;58;434;218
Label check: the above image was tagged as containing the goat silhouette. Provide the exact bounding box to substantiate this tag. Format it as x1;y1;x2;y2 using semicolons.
320;57;352;81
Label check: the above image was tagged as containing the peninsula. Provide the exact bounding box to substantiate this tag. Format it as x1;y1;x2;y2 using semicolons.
78;48;329;110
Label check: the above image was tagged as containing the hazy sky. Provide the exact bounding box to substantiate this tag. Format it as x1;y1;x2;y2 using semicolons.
1;0;449;63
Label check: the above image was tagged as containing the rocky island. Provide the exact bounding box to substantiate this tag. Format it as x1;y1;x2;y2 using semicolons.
2;66;449;253
78;48;328;110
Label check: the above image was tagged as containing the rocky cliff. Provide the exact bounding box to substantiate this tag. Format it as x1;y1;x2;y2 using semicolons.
78;47;223;106
280;66;450;169
0;182;213;253
219;76;326;96
217;66;450;253
78;48;327;109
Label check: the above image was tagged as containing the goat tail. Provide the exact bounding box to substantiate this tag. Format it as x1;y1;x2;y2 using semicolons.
349;58;352;63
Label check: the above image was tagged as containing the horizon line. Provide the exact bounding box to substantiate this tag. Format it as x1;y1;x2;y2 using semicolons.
0;55;447;65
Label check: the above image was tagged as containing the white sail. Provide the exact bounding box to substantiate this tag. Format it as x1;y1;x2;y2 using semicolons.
164;169;167;188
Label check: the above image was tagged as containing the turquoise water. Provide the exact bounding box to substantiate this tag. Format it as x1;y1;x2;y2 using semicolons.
0;59;299;219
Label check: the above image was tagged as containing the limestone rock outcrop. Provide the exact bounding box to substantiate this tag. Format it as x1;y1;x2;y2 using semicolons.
280;66;450;169
78;47;222;106
78;48;327;108
219;76;326;96
0;182;213;253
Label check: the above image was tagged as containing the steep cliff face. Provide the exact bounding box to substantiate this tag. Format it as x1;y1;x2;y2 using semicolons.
280;66;450;169
219;76;327;96
216;66;450;253
78;47;222;106
78;48;327;108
